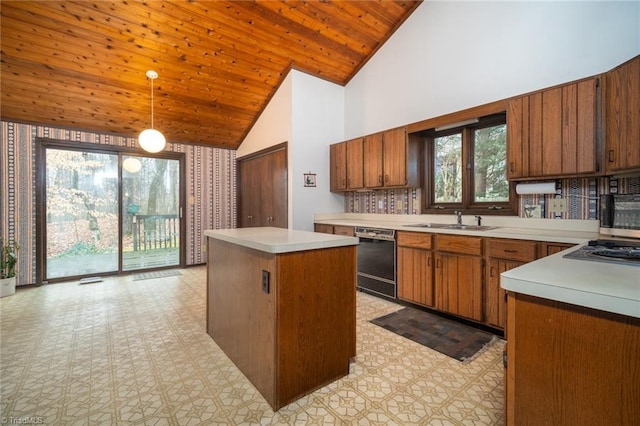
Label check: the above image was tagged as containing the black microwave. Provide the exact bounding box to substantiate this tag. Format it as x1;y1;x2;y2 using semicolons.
600;193;640;238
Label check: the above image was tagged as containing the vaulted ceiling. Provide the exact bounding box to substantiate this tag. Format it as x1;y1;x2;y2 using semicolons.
0;1;420;149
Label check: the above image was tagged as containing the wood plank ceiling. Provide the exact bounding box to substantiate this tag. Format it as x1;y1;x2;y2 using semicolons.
0;1;420;149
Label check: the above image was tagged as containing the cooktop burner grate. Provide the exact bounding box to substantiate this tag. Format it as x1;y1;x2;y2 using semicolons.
563;239;640;267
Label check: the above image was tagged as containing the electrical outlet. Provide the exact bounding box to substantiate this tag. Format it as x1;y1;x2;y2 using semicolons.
397;200;404;211
548;198;567;213
261;270;270;294
202;243;207;252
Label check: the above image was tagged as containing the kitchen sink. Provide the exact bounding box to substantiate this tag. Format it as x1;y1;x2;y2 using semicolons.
404;223;498;231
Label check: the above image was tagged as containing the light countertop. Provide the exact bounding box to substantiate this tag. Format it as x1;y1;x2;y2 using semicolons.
314;213;638;318
501;245;640;318
204;227;359;254
314;213;600;243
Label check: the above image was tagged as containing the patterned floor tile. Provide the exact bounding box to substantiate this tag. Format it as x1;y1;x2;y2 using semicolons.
0;266;504;425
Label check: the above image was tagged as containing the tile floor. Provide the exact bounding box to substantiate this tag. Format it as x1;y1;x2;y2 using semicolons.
0;266;505;425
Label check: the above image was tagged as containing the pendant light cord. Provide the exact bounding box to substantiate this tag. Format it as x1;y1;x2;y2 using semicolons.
150;77;154;130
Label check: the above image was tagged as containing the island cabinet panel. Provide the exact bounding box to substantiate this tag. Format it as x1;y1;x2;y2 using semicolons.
506;293;640;426
207;240;277;404
507;77;599;180
397;232;434;307
604;55;640;173
207;239;356;410
277;248;356;404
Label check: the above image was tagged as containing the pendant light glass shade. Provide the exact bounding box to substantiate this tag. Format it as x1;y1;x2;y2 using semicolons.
138;70;166;153
138;129;166;153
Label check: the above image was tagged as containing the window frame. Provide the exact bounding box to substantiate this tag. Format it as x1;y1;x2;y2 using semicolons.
421;114;516;215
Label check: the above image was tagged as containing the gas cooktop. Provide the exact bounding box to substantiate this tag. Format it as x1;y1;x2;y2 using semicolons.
563;239;640;267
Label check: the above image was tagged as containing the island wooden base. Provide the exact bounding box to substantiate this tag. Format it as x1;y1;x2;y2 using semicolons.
506;293;640;425
206;238;356;410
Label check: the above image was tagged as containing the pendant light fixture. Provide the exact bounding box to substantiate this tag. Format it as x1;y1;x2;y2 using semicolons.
138;70;166;153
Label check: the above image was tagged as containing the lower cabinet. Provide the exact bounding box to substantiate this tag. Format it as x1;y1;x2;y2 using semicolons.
314;224;355;237
397;232;434;307
434;235;483;322
485;239;537;329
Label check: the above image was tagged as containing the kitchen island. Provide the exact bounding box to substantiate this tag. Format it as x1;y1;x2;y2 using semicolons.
204;227;358;410
501;247;640;425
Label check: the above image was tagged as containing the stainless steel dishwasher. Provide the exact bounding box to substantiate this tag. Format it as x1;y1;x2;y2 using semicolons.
354;227;396;299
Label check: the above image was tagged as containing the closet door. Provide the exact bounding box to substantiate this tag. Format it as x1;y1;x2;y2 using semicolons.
237;145;288;229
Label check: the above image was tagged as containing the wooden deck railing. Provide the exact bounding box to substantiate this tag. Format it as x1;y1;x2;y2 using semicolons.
132;214;179;251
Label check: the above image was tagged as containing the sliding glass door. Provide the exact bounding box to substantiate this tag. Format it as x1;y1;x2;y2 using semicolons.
122;155;180;271
41;144;183;282
45;149;120;278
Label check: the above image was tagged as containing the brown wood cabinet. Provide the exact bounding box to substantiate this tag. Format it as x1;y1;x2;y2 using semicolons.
330;138;365;191
434;234;483;322
485;239;537;329
330;142;347;191
538;241;575;257
346;138;364;189
604;55;640;173
314;224;354;236
506;292;640;425
331;126;421;192
397;232;434;307
507;77;599;179
238;146;287;228
207;237;356;410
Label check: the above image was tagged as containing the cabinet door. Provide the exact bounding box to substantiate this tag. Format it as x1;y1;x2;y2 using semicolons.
563;78;598;174
397;246;434;307
486;259;523;329
382;127;408;187
507;97;529;179
314;224;334;234
435;253;483;321
509;78;599;179
605;56;640;173
363;133;383;188
346;138;364;189
330;142;347;192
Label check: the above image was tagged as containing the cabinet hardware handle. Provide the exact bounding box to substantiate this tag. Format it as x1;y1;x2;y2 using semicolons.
490;266;495;277
436;258;441;268
385;174;389;182
268;216;274;222
504;249;517;253
378;175;382;183
608;150;615;163
427;257;431;267
248;215;253;219
509;162;515;172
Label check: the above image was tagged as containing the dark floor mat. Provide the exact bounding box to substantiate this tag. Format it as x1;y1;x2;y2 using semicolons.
370;307;497;362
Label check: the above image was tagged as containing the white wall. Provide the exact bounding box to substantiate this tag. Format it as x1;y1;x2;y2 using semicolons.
345;1;640;138
291;71;345;230
237;1;639;227
237;70;345;230
236;74;293;159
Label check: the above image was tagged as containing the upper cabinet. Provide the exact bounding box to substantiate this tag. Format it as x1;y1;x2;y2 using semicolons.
330;137;364;191
507;77;600;180
331;126;421;192
604;55;640;174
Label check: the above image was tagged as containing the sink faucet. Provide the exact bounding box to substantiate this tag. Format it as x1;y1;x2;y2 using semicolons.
475;215;482;226
455;211;462;225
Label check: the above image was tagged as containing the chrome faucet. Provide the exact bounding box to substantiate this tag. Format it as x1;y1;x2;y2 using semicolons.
455;211;462;225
